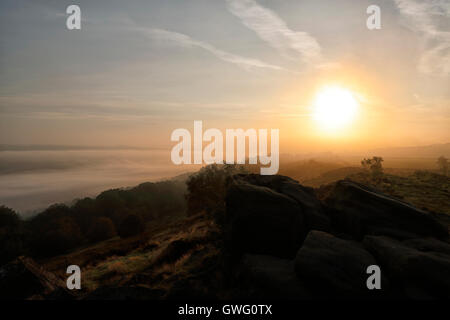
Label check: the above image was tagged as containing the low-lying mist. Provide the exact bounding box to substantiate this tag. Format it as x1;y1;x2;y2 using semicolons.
0;149;194;215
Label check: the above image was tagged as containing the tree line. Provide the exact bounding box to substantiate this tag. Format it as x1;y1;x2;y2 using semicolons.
0;180;186;265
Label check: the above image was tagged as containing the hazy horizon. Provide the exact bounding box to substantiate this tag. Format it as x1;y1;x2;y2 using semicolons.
1;144;447;214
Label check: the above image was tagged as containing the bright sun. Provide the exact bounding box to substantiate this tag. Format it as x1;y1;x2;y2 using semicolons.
313;86;359;131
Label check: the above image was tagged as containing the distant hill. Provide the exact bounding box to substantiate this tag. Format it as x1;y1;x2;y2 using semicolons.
279;159;346;183
371;143;450;158
302;166;363;187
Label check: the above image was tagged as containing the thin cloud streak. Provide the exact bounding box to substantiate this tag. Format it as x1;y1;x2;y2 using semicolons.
226;0;322;63
136;27;287;72
0;94;255;121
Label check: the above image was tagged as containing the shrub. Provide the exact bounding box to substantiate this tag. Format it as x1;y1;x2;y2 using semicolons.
361;156;384;182
29;216;83;258
0;206;21;229
0;206;24;265
118;214;144;238
72;197;96;235
185;164;246;216
87;217;117;243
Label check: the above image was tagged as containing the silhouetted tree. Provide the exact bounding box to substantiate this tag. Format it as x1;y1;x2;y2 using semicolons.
361;156;384;182
95;190;127;226
185;164;246;216
72;197;97;235
0;206;21;228
28;204;83;258
437;156;448;176
0;179;187;260
87;217;117;243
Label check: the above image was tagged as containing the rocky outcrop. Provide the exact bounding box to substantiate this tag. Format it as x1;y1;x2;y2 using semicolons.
363;236;450;299
323;180;448;240
402;237;450;255
277;181;330;232
238;254;310;299
226;180;305;258
224;175;449;299
231;174;330;231
294;230;385;298
225;174;333;258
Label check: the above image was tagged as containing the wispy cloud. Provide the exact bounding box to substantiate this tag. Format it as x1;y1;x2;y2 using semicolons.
394;0;450;75
0;94;254;121
225;0;321;63
0;95;160;122
136;27;286;72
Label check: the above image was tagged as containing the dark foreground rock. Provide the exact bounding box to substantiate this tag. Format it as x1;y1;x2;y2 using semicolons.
294;230;385;298
403;237;450;255
223;175;449;299
323;180;448;240
363;236;450;299
232;174;330;231
0;256;74;300
226;181;305;258
237;254;310;299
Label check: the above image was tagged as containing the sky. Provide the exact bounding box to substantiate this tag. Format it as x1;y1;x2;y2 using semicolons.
0;0;449;153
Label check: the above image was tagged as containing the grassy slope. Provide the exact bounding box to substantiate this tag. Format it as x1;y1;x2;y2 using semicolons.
43;213;220;295
346;171;450;215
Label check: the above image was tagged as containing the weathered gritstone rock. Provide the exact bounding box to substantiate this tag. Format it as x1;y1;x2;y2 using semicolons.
363;236;450;299
294;230;384;298
323;180;448;240
277;180;330;232
238;254;311;299
402;237;450;256
231;174;330;231
226;174;449;299
226;181;305;258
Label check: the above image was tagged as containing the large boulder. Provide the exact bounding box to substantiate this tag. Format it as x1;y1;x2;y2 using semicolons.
323;180;448;240
363;236;450;299
226;180;305;258
237;254;310;299
294;231;385;298
277;181;330;231
403;237;450;255
232;174;330;231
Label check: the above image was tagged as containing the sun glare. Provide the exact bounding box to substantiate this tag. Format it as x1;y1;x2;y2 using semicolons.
313;86;359;131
